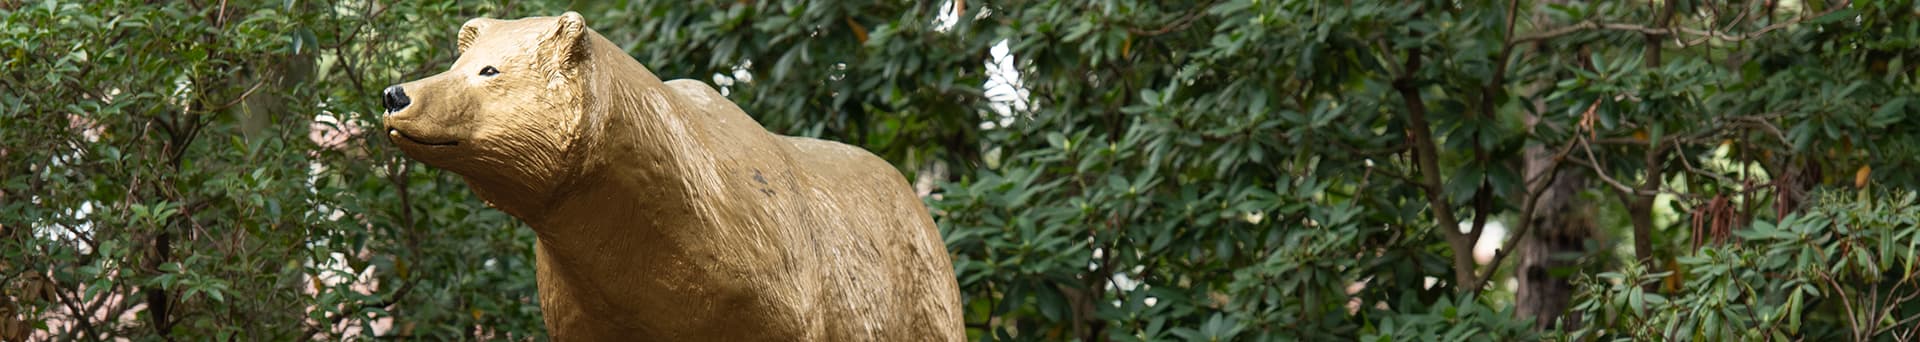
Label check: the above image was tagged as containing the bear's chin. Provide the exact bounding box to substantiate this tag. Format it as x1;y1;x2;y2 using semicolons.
389;128;460;146
387;131;474;170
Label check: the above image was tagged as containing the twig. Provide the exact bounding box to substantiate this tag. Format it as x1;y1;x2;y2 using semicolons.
302;277;418;340
51;222;96;250
1474;137;1578;290
1510;6;1848;46
1567;157;1691;202
1822;271;1864;338
1393;40;1482;290
1871;281;1920;336
1728;115;1791;147
1364;163;1423;189
47;277;102;340
1672;140;1741;186
1574;135;1644;196
191;77;271;114
1125;2;1215;36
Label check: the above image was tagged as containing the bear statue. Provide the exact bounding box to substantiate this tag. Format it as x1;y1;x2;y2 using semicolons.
379;12;965;341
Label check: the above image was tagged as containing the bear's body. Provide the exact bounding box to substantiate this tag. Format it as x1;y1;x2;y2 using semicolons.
382;13;964;341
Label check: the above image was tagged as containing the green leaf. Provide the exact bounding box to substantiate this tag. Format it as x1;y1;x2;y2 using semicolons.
1871;97;1907;128
1809;8;1860;24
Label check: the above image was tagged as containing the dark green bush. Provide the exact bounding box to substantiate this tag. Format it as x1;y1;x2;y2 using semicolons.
4;0;1917;340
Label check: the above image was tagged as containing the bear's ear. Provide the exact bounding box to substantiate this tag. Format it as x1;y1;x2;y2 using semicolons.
539;12;589;71
457;18;493;55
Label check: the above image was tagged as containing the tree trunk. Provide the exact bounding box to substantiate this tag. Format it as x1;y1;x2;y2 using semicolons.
1514;155;1592;330
1510;0;1600;329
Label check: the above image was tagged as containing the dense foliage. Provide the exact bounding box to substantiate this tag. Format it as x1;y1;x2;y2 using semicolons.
3;0;1918;341
2;0;543;339
1569;191;1920;341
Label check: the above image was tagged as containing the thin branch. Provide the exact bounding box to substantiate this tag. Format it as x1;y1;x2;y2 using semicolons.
1871;283;1920;336
1364;164;1424;191
1590;135;1719;146
1393;37;1483;291
1570;134;1707;200
1395;52;1457;237
1125;2;1215;36
1672;140;1742;186
1822;271;1864;337
1475;138;1578;290
1461;0;1525;247
190;77;272;114
1574;135;1644;196
1501;0;1520;41
1510;5;1848;46
302;277;418;340
1728;115;1792;147
51;222;96;250
48;277;102;340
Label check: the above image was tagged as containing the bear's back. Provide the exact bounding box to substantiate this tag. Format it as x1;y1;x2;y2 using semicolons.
778;136;964;341
660;78;964;340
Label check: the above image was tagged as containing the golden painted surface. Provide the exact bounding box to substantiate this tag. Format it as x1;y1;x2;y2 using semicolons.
384;12;963;341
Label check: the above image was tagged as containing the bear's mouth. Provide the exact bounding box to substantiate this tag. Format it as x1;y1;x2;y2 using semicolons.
388;129;459;146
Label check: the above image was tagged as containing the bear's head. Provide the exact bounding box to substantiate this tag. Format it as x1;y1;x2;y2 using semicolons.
382;12;596;219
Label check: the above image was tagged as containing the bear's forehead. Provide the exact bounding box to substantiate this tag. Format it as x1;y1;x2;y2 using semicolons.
467;17;564;51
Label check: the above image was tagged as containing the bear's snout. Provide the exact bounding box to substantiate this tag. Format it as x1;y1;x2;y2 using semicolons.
383;85;411;113
379;79;471;148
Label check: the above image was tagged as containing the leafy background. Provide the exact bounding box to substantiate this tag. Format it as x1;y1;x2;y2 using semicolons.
3;0;1919;340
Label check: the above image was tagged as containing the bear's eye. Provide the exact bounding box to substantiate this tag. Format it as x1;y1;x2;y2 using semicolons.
478;66;499;77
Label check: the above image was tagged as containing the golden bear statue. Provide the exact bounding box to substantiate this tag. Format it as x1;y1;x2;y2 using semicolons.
380;12;965;341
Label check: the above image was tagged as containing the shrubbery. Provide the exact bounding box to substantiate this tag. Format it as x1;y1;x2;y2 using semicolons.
4;0;1918;340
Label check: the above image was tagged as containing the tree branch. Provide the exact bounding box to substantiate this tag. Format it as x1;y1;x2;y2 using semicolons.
1474;138;1577;291
1125;1;1215;36
1510;5;1848;46
303;276;418;340
1392;41;1481;291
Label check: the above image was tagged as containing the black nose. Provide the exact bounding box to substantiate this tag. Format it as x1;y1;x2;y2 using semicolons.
383;85;410;112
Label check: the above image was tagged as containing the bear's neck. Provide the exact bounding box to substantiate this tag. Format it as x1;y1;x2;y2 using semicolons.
513;33;720;267
511;37;750;334
479;33;703;234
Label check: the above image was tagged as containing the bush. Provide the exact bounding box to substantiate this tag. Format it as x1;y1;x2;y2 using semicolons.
1568;190;1920;341
4;0;1918;340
